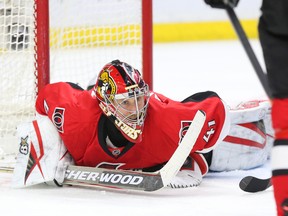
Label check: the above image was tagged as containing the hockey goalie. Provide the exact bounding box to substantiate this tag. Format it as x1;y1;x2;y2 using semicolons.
12;60;274;189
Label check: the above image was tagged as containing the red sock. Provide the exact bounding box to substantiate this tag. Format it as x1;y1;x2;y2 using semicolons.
272;175;288;216
271;99;288;216
271;139;288;216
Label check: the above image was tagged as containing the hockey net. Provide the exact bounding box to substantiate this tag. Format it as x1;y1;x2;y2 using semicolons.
0;0;152;168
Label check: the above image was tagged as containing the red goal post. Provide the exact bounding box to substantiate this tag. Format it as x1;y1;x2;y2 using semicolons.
0;0;153;166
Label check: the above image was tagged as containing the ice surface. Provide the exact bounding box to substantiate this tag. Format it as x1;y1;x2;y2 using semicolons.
0;40;276;216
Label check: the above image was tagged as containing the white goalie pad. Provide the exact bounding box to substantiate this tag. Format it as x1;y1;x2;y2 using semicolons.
210;100;274;172
12;116;74;188
230;100;271;125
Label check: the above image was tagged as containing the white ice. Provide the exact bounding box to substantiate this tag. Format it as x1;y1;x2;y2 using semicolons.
0;40;276;216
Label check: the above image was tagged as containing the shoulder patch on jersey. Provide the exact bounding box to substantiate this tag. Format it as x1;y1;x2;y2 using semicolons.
179;120;192;143
52;107;65;133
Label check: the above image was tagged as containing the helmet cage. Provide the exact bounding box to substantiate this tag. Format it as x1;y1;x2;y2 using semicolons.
102;84;150;129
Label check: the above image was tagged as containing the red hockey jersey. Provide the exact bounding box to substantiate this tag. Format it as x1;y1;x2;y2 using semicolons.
35;82;230;175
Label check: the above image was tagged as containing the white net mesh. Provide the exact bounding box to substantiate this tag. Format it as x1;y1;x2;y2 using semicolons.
0;0;36;164
49;0;142;88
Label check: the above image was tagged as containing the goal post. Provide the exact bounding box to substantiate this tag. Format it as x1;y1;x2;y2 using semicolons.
35;0;50;91
142;0;153;88
0;0;153;167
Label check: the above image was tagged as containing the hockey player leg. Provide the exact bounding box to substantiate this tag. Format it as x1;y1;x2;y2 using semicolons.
270;99;288;216
210;100;274;171
12;116;74;188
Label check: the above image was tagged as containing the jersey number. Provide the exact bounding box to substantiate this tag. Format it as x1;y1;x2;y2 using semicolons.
203;120;216;142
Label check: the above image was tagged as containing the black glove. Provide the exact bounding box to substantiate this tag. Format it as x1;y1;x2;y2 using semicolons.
203;0;239;9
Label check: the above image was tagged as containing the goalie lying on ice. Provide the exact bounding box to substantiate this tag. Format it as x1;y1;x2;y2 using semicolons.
12;60;274;189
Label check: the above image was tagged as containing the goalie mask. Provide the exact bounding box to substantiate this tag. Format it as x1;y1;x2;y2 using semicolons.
95;60;150;143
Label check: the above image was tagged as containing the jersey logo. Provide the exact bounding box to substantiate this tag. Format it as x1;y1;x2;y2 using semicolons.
111;149;121;156
179;120;192;143
52;107;65;133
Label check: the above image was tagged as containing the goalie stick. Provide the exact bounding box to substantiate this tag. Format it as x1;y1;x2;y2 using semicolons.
239;176;272;193
63;110;206;192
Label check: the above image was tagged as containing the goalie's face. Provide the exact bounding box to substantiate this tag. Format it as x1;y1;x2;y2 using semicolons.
95;60;150;143
113;96;145;121
111;87;149;126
